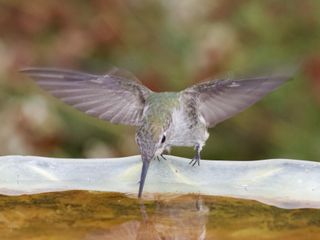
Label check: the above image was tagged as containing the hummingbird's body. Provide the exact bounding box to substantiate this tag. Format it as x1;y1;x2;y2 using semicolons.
140;92;208;148
21;67;289;198
135;91;209;195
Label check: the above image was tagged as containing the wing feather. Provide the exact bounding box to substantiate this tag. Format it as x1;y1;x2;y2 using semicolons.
183;75;289;127
21;67;152;126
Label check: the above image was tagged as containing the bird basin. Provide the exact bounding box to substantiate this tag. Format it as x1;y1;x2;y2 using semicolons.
0;155;319;209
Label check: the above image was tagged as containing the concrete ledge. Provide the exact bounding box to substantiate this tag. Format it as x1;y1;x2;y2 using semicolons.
0;155;319;209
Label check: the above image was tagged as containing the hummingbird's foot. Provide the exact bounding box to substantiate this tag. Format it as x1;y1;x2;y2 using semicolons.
189;156;200;166
189;143;201;166
160;154;167;160
156;154;167;161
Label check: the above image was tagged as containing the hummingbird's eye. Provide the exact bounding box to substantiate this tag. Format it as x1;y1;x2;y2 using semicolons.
161;135;166;144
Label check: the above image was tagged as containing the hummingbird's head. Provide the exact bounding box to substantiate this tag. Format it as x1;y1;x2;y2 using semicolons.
136;124;168;198
136;124;168;161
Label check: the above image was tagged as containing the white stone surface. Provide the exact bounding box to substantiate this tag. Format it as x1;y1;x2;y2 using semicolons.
0;155;319;209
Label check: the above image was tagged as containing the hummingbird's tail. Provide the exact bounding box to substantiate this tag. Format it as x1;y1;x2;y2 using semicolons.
138;160;150;198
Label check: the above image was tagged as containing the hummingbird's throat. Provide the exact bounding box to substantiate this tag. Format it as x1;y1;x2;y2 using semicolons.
155;147;165;156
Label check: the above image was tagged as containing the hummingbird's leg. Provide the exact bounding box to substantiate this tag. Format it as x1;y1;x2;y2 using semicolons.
189;143;202;166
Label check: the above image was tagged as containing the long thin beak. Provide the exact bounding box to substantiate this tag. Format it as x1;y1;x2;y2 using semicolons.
138;159;150;198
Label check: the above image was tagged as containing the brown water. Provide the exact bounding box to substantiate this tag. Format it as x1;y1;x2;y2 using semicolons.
0;191;319;240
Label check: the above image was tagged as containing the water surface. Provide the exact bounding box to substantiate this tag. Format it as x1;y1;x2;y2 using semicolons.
0;191;319;240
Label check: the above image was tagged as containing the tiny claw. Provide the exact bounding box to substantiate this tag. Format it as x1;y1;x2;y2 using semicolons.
156;156;160;162
160;154;167;160
189;156;200;166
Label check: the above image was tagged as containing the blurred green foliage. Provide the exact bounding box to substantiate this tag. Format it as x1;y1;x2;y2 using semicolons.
0;0;320;161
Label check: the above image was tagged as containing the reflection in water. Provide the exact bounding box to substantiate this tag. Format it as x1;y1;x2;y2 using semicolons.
86;195;209;240
1;191;320;240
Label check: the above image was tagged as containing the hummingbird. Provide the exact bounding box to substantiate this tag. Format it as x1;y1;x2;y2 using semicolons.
21;67;289;198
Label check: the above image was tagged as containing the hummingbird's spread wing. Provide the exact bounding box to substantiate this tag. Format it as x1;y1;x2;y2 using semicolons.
184;75;289;128
21;67;152;126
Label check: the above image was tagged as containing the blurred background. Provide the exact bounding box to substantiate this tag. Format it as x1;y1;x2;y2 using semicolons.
0;0;319;161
